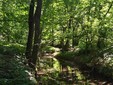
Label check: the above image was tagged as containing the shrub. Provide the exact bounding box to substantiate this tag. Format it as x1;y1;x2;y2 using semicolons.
0;43;25;55
56;52;76;61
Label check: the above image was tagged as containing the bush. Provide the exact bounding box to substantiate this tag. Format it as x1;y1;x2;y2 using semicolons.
56;52;76;61
0;43;25;55
42;46;60;53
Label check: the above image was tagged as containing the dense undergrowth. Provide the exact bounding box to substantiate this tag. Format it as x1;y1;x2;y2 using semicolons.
0;54;37;85
0;42;25;55
0;42;37;85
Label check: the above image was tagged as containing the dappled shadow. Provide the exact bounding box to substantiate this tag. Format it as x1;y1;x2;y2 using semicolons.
35;53;113;85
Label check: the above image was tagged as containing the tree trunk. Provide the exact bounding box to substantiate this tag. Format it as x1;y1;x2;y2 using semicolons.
64;16;72;51
51;27;54;46
25;0;35;61
72;25;79;47
61;26;66;52
31;0;42;69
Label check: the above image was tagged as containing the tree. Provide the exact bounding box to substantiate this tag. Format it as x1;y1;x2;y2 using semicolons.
0;0;28;43
26;0;42;70
25;0;35;66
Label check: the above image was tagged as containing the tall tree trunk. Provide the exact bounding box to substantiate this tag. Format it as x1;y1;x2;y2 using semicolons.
31;0;42;69
51;27;54;46
64;16;72;51
25;0;35;61
61;26;66;52
72;26;79;47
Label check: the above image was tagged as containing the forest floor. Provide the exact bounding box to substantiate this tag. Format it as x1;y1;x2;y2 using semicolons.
0;53;113;85
57;58;113;85
41;52;113;85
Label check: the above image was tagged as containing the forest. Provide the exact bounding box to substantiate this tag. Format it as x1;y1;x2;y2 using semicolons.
0;0;113;85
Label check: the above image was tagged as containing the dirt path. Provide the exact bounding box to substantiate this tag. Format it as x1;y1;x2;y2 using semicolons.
57;58;113;85
41;53;113;85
